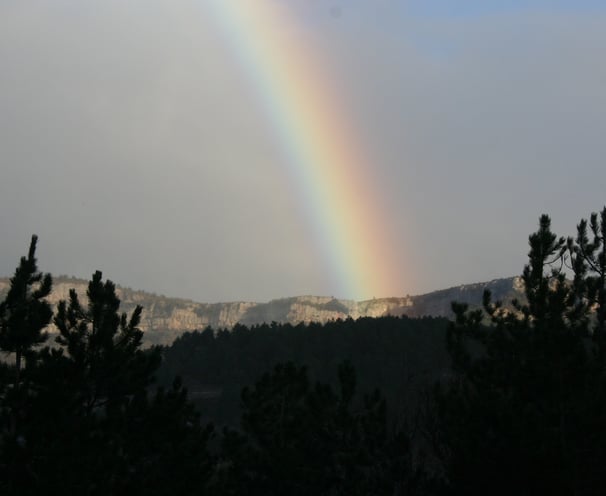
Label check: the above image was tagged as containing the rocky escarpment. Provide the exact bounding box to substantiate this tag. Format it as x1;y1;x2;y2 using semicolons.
0;276;523;346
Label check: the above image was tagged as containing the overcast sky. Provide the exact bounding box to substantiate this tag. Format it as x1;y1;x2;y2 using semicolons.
1;0;605;302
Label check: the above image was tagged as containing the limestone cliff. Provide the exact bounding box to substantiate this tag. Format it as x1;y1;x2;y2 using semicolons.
0;275;523;346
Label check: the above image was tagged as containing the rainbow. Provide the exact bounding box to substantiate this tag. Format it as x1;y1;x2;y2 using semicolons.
205;0;407;299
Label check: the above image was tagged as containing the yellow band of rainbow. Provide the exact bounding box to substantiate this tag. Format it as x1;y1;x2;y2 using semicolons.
205;0;406;299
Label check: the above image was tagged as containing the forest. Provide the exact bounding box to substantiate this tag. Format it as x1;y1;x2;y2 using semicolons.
159;316;449;427
1;207;606;495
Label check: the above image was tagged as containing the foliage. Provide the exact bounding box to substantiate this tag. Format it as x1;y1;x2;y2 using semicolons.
0;241;213;495
432;208;606;495
52;271;160;416
0;235;52;382
0;235;53;490
160;316;450;426
213;361;432;496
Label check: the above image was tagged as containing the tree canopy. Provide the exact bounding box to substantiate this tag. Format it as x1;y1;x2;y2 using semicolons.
432;207;606;495
0;240;212;495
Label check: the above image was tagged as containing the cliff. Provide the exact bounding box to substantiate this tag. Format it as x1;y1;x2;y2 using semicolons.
0;276;523;346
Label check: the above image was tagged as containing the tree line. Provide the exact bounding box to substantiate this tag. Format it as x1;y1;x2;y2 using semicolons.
1;207;605;494
159;315;449;427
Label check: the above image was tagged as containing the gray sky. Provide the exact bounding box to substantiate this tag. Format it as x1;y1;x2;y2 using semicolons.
1;0;605;302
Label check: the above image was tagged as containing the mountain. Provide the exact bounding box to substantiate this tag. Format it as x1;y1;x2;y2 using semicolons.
0;275;524;346
0;276;523;344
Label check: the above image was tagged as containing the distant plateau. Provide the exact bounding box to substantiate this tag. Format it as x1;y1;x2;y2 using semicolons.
0;276;525;346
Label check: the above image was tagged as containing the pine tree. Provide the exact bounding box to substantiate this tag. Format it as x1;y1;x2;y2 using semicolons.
0;244;214;494
32;271;213;494
433;211;606;496
0;235;52;387
0;235;53;493
567;207;606;336
53;270;160;416
216;361;424;496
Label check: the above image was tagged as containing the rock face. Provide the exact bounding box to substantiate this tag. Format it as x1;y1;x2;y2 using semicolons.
0;276;524;346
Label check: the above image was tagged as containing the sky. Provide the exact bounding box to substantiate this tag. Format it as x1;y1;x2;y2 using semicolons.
1;0;605;302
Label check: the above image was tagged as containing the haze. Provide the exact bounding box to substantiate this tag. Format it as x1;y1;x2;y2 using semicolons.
1;0;605;302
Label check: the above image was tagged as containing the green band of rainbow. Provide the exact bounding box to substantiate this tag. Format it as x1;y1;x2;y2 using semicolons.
205;0;406;299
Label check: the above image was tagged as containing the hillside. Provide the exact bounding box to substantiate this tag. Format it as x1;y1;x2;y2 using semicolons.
0;275;524;346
